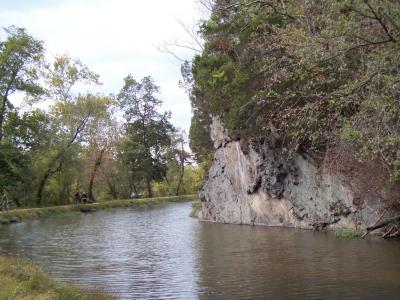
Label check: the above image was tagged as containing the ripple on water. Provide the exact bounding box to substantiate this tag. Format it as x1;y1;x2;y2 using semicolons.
1;202;400;299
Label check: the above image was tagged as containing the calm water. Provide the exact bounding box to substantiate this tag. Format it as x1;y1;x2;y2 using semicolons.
1;202;400;299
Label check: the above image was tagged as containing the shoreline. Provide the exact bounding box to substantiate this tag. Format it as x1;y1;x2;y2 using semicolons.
0;256;113;299
0;195;198;226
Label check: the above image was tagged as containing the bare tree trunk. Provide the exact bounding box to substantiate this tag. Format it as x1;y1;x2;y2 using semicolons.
131;183;139;198
37;175;48;205
175;131;186;196
88;147;106;203
37;159;63;205
0;93;9;143
146;179;153;198
176;157;185;196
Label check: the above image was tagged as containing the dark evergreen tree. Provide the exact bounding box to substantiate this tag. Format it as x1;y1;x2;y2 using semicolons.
118;75;174;197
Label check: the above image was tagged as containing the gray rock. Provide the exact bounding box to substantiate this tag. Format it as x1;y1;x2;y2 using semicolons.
199;119;383;230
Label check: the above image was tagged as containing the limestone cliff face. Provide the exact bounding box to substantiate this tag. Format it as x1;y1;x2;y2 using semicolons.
199;119;383;230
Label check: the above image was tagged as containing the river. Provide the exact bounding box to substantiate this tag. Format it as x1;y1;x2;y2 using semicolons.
0;202;400;299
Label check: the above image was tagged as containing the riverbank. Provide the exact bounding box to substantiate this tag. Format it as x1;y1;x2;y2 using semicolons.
0;257;112;300
0;195;198;226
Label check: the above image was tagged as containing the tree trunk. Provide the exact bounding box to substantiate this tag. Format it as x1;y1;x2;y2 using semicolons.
88;147;106;203
37;172;51;205
175;132;186;196
131;183;139;198
176;162;185;196
36;157;63;205
146;179;153;198
0;93;9;143
36;115;90;205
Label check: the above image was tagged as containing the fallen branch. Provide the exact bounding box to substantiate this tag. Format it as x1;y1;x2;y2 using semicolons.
387;229;400;238
362;215;400;238
361;209;387;238
382;225;395;238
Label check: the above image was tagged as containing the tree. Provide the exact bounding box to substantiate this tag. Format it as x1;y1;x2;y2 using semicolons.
190;0;400;173
36;94;110;204
169;130;191;195
101;141;136;199
43;54;100;103
0;26;44;143
35;55;102;205
1;109;52;205
118;75;174;197
84;98;117;202
189;109;213;163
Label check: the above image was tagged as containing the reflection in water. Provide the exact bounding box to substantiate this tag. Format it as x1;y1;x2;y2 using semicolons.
196;224;400;299
0;204;200;299
0;202;400;299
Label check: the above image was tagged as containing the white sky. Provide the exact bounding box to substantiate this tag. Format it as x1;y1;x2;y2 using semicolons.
0;0;205;132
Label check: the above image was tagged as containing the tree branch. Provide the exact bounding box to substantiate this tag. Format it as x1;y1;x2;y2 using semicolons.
364;0;397;42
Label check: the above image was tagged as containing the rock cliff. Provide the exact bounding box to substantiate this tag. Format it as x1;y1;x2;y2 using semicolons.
199;119;384;230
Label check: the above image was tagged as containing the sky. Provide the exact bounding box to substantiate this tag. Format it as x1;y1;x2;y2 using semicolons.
0;0;205;132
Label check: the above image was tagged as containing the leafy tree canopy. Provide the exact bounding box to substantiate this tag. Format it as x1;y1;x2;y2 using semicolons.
188;0;400;182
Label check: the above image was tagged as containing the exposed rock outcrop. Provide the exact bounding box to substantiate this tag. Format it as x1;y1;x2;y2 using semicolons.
199;119;384;230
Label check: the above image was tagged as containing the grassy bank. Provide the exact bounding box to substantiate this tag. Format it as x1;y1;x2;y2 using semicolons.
0;195;198;226
0;257;112;300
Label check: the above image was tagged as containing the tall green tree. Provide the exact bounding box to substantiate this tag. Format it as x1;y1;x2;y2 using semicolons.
35;55;102;204
36;94;110;204
189;109;213;163
0;26;44;143
118;75;174;197
168;130;192;196
1;109;52;205
83;96;117;203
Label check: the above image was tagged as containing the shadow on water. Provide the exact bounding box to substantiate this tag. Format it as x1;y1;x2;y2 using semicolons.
195;223;400;299
1;202;400;299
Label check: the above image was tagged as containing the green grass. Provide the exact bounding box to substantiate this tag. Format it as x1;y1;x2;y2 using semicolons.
0;257;112;300
335;227;363;238
189;201;202;218
0;195;198;226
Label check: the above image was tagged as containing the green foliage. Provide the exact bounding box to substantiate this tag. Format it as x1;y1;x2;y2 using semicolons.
0;25;199;208
188;0;400;181
43;54;101;102
335;227;363;239
0;142;30;191
152;164;206;197
189;109;213;163
4;109;52;151
0;26;44;142
117;75;174;197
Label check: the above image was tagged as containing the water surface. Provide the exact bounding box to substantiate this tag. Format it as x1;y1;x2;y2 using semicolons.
1;202;399;299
